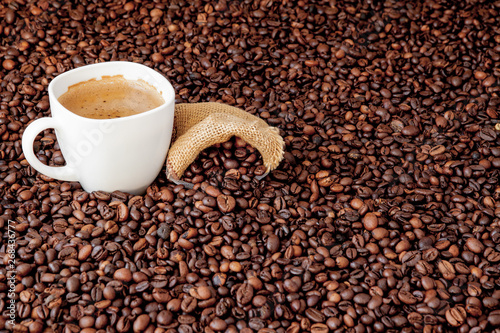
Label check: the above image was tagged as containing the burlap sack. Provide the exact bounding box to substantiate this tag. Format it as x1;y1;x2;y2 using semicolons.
166;103;284;186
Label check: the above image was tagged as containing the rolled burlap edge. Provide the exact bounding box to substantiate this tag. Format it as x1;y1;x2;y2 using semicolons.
165;103;285;185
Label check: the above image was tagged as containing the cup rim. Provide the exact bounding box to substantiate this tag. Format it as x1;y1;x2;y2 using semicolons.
48;61;175;122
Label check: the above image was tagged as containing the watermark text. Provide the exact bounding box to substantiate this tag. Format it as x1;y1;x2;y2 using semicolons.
6;220;17;327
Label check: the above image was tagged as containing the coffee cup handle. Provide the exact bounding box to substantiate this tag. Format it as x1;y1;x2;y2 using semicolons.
22;118;79;182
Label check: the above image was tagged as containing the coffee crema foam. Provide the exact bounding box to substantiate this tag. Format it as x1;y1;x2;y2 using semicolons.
58;75;165;119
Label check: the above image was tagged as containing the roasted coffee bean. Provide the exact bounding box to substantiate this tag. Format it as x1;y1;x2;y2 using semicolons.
181;296;197;313
446;306;466;327
398;290;418;305
488;310;500;327
438;260;456;280
113;268;132;282
362;212;378;231
216;194;236;213
133;314;150;332
156;310;173;326
209;318;227;331
305;308;325;323
236;283;253;305
189;286;212;300
310;323;329;333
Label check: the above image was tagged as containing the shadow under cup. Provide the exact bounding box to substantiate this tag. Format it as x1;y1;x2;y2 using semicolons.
22;61;176;195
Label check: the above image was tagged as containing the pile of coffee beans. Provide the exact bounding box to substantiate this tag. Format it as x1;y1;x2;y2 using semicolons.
1;0;500;332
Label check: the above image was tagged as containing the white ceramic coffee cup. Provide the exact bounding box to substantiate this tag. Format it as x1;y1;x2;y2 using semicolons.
22;61;175;194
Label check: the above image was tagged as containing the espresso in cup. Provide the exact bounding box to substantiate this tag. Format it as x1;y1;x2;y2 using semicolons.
22;61;175;194
58;75;165;119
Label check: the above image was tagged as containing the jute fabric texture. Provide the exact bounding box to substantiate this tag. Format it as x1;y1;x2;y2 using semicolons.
166;103;284;184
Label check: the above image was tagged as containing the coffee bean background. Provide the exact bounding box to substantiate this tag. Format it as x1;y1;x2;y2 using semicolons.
1;0;500;332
